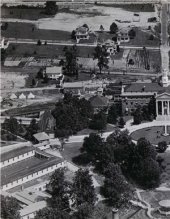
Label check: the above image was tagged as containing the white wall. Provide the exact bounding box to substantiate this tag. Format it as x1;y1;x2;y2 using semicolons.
2;162;65;191
1;150;35;168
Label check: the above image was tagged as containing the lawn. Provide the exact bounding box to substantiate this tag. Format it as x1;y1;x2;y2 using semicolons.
1;6;49;20
2;22;72;41
131;126;170;145
6;43;95;58
62;142;82;163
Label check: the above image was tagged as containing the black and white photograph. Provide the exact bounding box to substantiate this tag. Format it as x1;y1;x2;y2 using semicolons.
0;0;170;218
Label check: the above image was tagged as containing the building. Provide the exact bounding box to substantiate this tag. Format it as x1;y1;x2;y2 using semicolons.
33;132;50;143
103;39;118;56
0;37;9;49
117;28;130;43
44;66;63;80
156;92;170;121
75;26;90;43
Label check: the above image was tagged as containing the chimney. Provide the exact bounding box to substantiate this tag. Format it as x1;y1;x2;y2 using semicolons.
112;208;119;219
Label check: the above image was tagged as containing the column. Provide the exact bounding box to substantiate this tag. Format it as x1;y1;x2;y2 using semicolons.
162;101;164;115
156;100;158;116
168;101;170;115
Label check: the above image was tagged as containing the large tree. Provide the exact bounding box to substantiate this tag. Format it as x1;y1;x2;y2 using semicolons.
107;103;118;124
45;1;58;15
52;95;93;137
26;118;39;141
101;163;131;207
81;133;104;163
72;169;97;207
110;22;118;34
93;45;109;74
89;111;107;131
72;203;93;219
1;195;21;219
64;45;79;77
47;168;70;211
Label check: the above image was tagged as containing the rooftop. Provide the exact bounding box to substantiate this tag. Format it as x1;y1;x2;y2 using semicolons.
159;200;170;208
124;83;165;93
1;156;63;185
20;201;47;217
1;146;35;162
33;132;50;142
46;66;62;74
89;95;109;108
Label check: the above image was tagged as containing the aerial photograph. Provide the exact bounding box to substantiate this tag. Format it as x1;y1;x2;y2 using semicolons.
0;0;170;218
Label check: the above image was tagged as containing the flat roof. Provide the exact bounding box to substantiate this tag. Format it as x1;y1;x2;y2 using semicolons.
1;146;35;162
1;156;63;185
159;200;170;208
124;83;164;93
33;132;50;141
20;201;47;216
46;66;62;74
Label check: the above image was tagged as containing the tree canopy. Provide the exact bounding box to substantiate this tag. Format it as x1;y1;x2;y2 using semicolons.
1;195;21;219
35;207;70;219
45;1;58;15
89;111;107;131
107;103;118;124
110;22;118;34
72;169;97;207
52;95;93;137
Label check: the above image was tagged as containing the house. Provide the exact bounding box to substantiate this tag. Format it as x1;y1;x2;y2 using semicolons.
117;28;130;43
44;66;63;80
0;37;9;49
103;39;118;56
75;26;90;43
33;132;50;143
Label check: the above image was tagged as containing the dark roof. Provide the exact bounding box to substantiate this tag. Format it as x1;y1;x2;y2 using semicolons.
124;83;165;93
89;95;109;108
1;156;63;185
1;146;35;162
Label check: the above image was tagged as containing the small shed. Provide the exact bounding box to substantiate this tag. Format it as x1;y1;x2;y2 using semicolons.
33;132;50;143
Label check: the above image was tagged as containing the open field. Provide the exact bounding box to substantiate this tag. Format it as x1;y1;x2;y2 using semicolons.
131;126;170;145
2;22;72;41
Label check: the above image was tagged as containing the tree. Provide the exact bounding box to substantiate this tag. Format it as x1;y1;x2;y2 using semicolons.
72;203;93;219
147;96;156;119
71;30;76;40
89;111;107;131
47;168;70;211
26;119;39;141
118;117;125;128
128;29;136;39
1;48;6;61
168;23;170;35
35;207;70;219
82;24;89;30
3;117;19;137
36;68;44;79
45;1;58;15
107;104;118;124
72;169;97;207
101;163;131;207
32;78;36;86
99;25;104;32
133;106;143;124
64;45;78;76
37;39;42;46
81;133;104;163
110;22;118;34
157;141;167;153
93;45;109;74
43;73;49;83
1;195;21;219
52;96;93;137
154;23;161;36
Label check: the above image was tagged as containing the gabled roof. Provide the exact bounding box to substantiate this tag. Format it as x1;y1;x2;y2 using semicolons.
156;92;170;99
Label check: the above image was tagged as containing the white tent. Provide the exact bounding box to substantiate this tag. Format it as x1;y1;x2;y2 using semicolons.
10;93;17;99
27;92;35;99
19;93;26;99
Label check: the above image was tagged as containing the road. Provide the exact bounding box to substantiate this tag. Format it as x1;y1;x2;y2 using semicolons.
7;38;160;50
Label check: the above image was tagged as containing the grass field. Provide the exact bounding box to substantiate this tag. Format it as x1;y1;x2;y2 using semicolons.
2;22;72;41
131;126;170;145
6;43;95;58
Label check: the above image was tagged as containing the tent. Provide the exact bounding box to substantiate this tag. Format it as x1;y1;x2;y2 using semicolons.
27;92;35;99
19;93;26;99
10;93;17;99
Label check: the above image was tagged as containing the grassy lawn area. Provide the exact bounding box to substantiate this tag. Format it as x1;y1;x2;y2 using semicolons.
6;43;95;58
131;126;170;145
121;28;160;47
62;142;82;163
2;22;72;41
1;6;50;20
